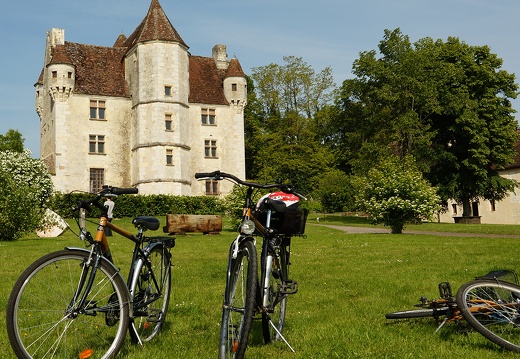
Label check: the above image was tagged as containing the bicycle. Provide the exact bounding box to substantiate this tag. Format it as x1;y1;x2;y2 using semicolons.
456;270;520;352
385;282;463;332
195;171;308;359
6;185;175;359
386;270;520;352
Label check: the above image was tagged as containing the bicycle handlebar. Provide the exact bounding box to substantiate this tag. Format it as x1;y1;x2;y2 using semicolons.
73;186;139;213
194;170;307;200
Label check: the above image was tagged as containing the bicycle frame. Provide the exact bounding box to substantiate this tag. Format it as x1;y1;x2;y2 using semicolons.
74;190;173;345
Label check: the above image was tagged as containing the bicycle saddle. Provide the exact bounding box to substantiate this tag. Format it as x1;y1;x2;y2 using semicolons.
132;216;160;231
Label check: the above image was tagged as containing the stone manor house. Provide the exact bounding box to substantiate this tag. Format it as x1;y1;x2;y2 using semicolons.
35;0;247;196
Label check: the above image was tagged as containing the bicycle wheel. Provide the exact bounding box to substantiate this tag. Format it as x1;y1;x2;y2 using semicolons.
6;249;129;359
261;244;287;343
456;279;520;352
385;307;450;319
132;244;172;342
219;239;257;359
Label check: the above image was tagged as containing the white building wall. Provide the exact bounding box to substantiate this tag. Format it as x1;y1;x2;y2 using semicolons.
438;168;520;224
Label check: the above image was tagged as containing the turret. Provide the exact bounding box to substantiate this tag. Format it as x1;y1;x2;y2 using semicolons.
46;42;75;102
223;55;247;114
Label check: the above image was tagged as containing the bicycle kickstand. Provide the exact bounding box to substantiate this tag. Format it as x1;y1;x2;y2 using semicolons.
434;317;449;334
266;314;295;353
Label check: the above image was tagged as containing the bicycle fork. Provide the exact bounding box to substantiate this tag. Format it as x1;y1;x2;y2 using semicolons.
261;254;295;353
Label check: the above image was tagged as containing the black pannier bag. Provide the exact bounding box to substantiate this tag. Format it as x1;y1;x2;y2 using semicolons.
254;192;308;235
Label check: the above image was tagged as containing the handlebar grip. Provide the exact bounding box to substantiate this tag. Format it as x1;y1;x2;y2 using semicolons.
111;187;138;195
195;171;220;179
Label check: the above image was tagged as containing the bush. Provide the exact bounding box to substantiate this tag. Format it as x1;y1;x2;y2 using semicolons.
0;150;53;240
313;169;356;213
49;192;225;219
354;156;441;233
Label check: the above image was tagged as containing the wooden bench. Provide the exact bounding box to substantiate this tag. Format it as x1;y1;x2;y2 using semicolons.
163;214;222;234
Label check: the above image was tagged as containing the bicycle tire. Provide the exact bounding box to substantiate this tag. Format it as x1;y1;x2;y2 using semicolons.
385;307;450;319
261;244;287;343
6;249;129;359
132;244;172;342
456;279;520;352
219;239;257;359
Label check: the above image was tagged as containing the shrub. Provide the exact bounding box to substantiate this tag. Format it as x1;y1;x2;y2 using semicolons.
0;150;53;240
354;156;441;233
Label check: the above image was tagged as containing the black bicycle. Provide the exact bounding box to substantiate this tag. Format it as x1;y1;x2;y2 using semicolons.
6;186;174;359
195;171;308;359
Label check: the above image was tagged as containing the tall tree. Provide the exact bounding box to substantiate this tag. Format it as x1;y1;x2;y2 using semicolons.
247;57;336;193
336;29;518;216
251;56;335;119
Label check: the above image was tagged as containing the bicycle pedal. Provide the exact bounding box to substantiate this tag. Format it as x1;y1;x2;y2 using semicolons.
280;280;298;295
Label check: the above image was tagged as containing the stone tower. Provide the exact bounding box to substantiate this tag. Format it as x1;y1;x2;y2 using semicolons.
123;0;191;194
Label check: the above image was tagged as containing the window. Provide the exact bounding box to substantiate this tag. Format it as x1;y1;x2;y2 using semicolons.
231;83;237;91
204;140;217;158
164;86;172;96
166;149;173;165
165;114;173;131
52;71;57;78
451;204;457;215
201;108;216;125
89;135;105;154
90;168;104;193
68;72;72;79
90;100;106;120
205;180;219;195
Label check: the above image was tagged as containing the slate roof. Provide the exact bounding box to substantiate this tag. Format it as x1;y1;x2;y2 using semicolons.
42;0;245;104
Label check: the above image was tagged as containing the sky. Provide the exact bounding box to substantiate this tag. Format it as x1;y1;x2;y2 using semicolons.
1;0;520;157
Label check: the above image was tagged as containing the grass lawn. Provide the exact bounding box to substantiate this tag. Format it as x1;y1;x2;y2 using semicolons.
2;216;520;358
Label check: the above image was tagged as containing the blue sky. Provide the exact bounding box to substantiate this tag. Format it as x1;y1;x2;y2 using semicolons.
1;0;520;157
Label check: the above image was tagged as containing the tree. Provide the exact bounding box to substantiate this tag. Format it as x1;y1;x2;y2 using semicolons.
247;56;337;194
0;129;25;152
314;169;356;213
336;29;519;215
254;112;335;195
0;150;53;240
354;156;441;234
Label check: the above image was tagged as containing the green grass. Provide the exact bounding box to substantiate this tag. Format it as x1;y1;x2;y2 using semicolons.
2;217;520;358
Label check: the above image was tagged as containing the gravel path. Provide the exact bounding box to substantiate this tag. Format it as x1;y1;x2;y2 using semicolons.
314;224;520;238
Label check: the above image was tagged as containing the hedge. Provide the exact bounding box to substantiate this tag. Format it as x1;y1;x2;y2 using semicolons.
49;192;225;219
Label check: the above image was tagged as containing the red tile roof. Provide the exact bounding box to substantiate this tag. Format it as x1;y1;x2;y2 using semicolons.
41;0;246;104
123;0;187;49
189;56;229;105
59;42;129;97
226;58;246;77
48;44;73;65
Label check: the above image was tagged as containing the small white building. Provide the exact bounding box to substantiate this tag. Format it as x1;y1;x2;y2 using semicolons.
439;140;520;224
35;0;247;196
